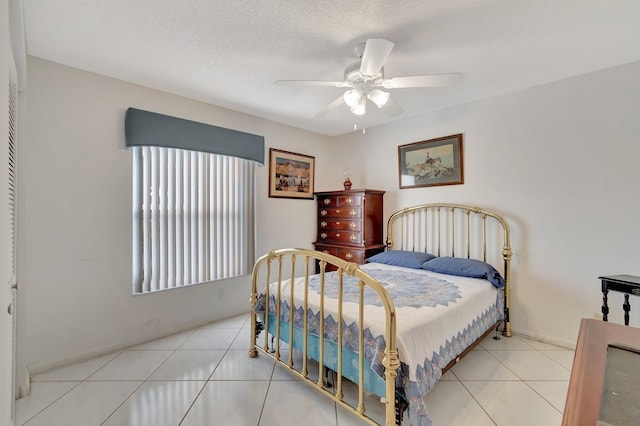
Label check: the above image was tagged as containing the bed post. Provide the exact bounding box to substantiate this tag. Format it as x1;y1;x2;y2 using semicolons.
498;209;513;338
383;345;400;425
502;245;513;337
382;297;399;426
249;249;276;358
249;260;260;358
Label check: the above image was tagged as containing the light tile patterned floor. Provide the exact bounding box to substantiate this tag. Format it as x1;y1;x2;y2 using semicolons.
16;314;573;425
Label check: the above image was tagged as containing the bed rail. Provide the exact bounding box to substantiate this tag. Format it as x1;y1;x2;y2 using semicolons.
249;248;399;426
386;203;512;336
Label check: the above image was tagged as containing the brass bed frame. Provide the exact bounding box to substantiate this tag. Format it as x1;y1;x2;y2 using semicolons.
249;204;512;426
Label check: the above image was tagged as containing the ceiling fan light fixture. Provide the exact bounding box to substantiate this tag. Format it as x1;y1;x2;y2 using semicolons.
351;96;367;115
367;89;390;108
343;89;360;107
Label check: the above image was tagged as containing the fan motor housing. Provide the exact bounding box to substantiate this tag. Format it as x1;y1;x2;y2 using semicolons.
344;61;384;84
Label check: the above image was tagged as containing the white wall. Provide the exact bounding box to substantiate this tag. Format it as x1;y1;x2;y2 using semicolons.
17;57;334;380
334;61;640;347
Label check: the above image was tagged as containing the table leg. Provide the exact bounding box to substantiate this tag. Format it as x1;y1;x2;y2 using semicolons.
623;294;631;326
601;286;609;322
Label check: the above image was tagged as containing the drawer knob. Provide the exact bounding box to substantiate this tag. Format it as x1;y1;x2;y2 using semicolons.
345;252;353;260
350;235;357;241
320;233;327;239
336;221;340;225
320;221;327;227
350;223;356;229
346;197;352;204
350;210;356;217
320;210;327;216
323;199;331;205
336;233;341;237
336;210;340;214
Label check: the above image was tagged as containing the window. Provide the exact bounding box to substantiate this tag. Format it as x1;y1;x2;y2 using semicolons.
125;107;264;294
132;146;256;294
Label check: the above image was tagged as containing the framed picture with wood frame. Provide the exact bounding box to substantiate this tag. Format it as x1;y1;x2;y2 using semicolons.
398;134;464;189
268;148;315;199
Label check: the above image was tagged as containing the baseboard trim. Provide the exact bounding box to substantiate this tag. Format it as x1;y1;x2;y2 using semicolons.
17;366;30;399
511;327;576;350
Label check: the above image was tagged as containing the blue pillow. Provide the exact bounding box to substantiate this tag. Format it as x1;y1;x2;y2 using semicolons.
422;256;506;288
366;250;437;269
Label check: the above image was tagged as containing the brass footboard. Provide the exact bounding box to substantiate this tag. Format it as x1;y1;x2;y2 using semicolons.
249;248;399;426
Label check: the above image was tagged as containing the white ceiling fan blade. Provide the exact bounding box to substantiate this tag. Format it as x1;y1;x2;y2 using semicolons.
275;80;349;87
382;73;465;89
313;95;345;119
380;97;403;117
360;38;394;77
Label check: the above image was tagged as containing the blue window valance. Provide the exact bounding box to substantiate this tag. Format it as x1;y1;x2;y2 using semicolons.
125;107;265;164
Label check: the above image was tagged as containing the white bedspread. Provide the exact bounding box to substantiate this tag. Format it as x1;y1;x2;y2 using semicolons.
265;262;500;381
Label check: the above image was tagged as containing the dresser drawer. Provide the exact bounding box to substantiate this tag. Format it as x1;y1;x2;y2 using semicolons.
316;246;339;257
314;245;365;264
336;248;365;263
317;194;362;207
317;230;362;245
318;219;361;232
318;207;361;219
336;194;362;207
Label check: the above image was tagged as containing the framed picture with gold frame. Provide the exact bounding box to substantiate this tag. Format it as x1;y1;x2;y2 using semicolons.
398;134;464;189
268;148;315;199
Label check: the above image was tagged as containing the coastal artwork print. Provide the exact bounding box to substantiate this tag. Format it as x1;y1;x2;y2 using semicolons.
398;134;464;189
269;148;315;199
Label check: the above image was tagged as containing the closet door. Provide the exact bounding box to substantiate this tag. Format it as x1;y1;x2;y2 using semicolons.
0;18;18;423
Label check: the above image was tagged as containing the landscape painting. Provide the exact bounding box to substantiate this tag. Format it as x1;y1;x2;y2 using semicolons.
269;148;315;199
398;134;464;189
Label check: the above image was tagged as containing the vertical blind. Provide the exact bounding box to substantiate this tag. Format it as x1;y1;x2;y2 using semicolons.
132;146;256;294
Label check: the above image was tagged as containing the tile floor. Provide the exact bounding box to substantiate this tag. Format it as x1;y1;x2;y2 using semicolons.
15;314;573;425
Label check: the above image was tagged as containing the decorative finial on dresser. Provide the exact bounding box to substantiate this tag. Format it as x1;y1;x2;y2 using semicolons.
343;167;352;190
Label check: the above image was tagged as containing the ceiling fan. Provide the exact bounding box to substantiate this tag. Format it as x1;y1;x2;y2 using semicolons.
275;38;464;119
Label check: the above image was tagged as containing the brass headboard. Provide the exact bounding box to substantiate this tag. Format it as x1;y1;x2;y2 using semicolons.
386;203;512;336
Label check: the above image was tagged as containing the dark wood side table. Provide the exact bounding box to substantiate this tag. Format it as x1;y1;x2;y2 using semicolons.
562;318;640;426
599;275;640;326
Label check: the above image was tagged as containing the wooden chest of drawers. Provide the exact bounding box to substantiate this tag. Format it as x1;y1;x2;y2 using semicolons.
313;189;385;269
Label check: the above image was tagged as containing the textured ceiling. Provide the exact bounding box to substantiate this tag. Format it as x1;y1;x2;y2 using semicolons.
22;0;640;136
